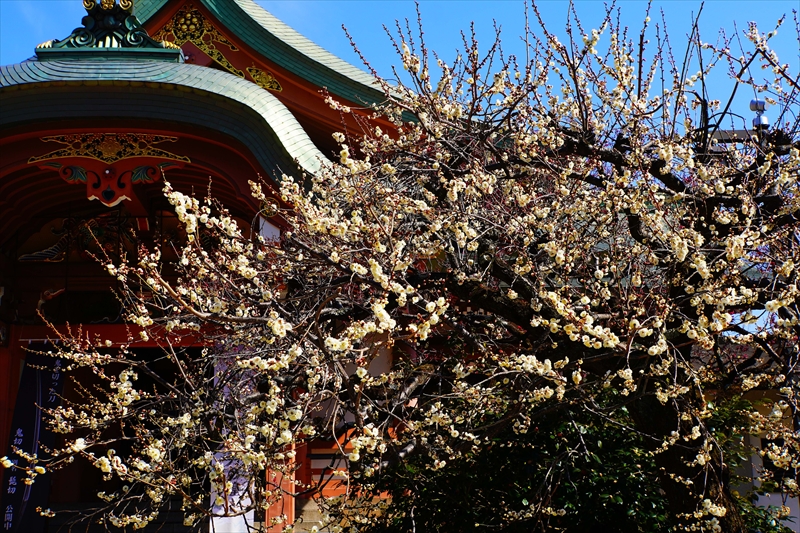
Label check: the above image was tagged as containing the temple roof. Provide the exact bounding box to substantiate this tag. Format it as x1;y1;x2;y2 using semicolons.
0;0;385;329
0;0;391;229
0;59;326;179
135;0;385;106
1;0;393;162
0;0;384;179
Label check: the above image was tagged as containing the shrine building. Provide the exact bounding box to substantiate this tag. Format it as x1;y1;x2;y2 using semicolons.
0;0;392;530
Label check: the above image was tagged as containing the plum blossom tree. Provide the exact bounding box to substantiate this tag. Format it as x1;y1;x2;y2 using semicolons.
4;3;799;532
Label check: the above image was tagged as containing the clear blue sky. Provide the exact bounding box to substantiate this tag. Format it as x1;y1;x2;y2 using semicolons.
1;0;797;124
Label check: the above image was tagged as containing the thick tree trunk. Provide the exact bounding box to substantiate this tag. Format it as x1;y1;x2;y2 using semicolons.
630;394;747;533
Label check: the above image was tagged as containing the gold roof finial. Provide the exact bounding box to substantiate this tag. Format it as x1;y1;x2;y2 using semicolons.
37;0;178;58
82;0;133;13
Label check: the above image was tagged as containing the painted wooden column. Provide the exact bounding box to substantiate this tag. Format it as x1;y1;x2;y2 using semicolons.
264;459;295;532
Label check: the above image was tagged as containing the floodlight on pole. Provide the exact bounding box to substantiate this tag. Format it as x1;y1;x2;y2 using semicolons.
750;99;769;131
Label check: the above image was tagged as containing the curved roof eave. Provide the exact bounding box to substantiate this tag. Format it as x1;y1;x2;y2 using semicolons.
136;0;388;107
0;59;328;181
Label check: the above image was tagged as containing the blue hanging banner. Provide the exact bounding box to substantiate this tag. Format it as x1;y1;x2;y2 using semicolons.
1;347;64;532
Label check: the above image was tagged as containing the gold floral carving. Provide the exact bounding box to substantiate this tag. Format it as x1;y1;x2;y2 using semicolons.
153;5;283;92
153;5;244;78
247;66;282;92
28;133;191;165
77;1;134;17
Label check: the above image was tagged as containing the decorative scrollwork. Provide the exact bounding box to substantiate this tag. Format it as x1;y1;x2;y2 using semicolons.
18;213;135;263
41;163;89;183
38;0;174;51
28;134;191;165
247;66;282;92
31;136;188;208
72;28;97;47
152;5;284;92
153;5;246;79
125;27;147;47
131;166;160;184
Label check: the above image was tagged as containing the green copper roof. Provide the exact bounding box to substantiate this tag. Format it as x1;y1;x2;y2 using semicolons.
0;60;326;180
135;0;385;106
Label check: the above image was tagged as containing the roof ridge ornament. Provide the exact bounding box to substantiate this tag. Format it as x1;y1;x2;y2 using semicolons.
89;0;133;13
35;0;182;60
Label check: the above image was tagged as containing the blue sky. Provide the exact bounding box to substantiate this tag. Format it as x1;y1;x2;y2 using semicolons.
1;0;797;123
